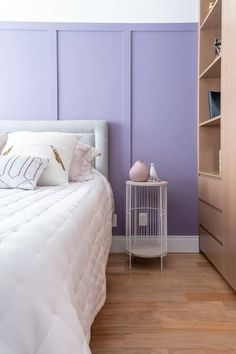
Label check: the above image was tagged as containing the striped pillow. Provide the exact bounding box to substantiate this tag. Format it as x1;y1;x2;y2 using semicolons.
0;155;49;190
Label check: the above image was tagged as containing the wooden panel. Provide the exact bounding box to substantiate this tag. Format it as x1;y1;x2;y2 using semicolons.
199;226;223;272
200;0;212;25
221;0;236;291
199;200;223;243
198;174;222;210
199;125;220;174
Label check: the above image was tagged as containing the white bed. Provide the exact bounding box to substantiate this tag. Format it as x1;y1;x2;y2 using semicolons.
0;121;113;354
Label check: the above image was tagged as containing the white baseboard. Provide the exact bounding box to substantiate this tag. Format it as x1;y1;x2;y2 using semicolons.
110;235;199;253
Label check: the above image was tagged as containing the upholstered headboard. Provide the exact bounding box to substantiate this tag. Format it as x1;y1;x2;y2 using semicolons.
0;120;108;178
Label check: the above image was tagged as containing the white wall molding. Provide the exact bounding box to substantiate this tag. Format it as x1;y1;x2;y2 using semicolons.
111;235;199;253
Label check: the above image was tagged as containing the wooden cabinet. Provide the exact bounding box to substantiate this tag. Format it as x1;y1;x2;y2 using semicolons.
198;0;236;291
221;0;236;290
199;201;223;243
198;175;222;210
199;226;223;272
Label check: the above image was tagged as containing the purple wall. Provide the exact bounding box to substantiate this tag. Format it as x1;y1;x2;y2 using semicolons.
0;22;198;235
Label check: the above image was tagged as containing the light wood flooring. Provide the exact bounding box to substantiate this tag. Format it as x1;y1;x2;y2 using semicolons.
90;253;236;354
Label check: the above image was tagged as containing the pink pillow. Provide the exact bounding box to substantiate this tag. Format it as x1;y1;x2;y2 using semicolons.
69;142;100;182
0;134;8;154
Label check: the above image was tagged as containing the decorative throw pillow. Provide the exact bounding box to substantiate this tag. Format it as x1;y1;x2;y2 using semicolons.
69;142;100;182
2;131;79;186
0;133;8;154
0;155;49;190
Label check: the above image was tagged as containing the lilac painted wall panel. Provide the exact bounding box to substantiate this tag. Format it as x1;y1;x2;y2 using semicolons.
0;30;53;120
132;30;198;235
58;31;123;121
0;22;198;236
58;30;126;232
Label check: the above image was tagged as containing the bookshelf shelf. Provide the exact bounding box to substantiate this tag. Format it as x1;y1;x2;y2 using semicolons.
200;55;221;79
200;0;221;30
199;171;222;179
199;115;221;127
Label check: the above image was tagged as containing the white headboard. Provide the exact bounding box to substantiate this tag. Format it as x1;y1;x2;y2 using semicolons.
0;120;108;178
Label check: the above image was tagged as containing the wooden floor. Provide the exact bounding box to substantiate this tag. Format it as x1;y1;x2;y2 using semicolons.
90;253;236;354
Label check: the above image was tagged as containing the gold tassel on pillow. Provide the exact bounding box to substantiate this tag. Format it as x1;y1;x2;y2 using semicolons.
2;146;13;155
51;145;65;171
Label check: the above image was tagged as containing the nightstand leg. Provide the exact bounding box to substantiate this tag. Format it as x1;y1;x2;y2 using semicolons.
160;186;163;272
129;233;132;269
129;252;132;269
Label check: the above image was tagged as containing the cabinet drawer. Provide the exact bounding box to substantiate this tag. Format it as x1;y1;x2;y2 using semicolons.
199;226;223;272
198;175;222;210
199;201;223;244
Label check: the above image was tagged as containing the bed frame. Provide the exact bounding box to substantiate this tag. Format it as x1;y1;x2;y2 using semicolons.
0;120;108;178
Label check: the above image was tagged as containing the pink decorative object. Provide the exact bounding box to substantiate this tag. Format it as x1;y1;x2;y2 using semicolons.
129;160;149;182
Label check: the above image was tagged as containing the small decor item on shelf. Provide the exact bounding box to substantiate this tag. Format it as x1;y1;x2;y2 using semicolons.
209;1;216;12
208;91;221;118
214;38;222;56
149;163;160;182
129;160;149;182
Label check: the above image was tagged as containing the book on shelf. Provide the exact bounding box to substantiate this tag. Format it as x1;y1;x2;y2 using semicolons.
208;91;221;119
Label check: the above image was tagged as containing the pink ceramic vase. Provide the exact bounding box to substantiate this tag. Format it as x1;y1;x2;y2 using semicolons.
129;160;149;182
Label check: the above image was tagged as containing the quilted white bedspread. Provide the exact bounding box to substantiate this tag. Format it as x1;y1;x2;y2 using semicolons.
0;171;113;354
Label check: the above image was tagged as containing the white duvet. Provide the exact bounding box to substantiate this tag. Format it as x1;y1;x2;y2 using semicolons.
0;171;113;354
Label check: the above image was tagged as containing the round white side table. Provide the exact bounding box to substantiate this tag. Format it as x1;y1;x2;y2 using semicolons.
125;180;168;270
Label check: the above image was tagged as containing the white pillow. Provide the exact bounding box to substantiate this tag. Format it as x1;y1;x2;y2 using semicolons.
0;155;49;190
69;142;100;182
2;132;79;186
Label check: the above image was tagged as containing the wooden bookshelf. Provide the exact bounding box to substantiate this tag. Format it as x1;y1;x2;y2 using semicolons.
199;0;222;175
198;0;223;273
199;0;236;292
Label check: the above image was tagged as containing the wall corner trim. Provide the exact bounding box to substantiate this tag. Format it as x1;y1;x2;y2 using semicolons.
110;235;199;253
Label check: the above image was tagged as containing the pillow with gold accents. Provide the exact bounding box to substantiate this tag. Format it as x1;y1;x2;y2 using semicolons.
2;132;79;186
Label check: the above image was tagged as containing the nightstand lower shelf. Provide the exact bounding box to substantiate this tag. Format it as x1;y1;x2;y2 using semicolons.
126;243;167;258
